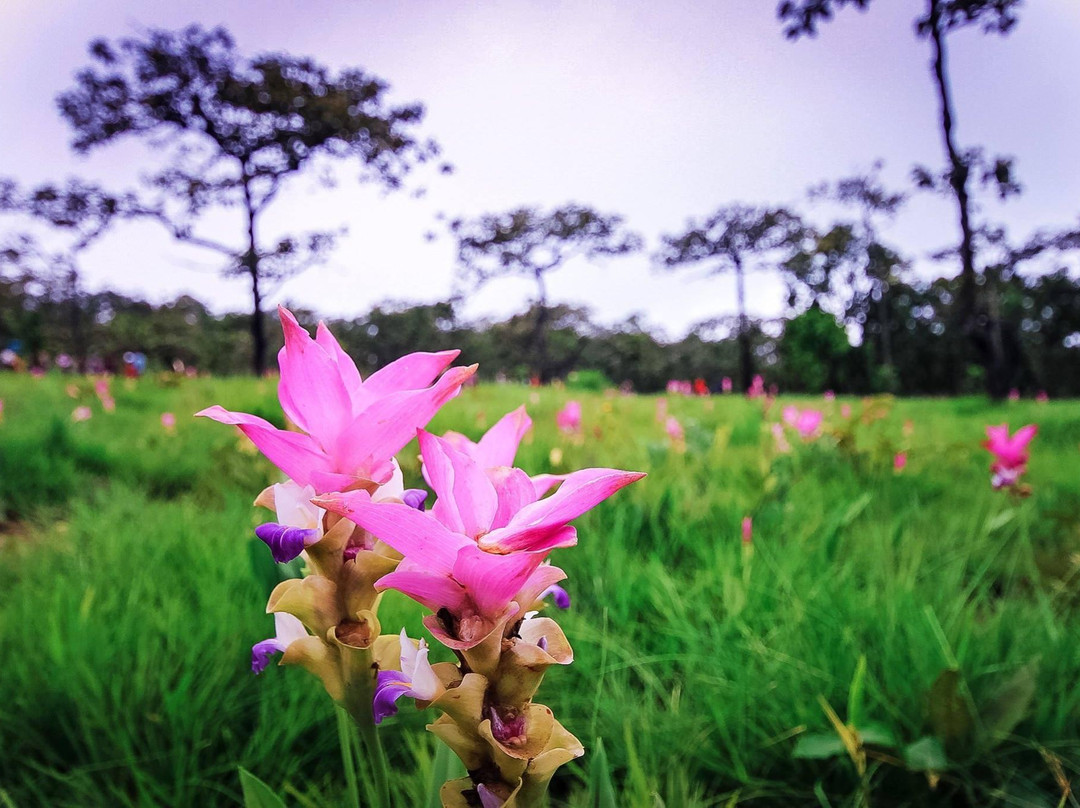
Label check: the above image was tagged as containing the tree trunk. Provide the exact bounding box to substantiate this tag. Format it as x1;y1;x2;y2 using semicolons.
243;180;267;376
926;0;1008;398
734;255;753;392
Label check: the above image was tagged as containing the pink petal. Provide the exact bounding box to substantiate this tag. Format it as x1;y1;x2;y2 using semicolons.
476;406;532;468
488;467;539;530
363;350;460;397
332;364;477;480
452;544;545;617
420;431;498;539
316;491;468;574
276;307;355;449
196;406;326;486
515;563;567;609
1012;424;1037;450
480;523;578;555
375;569;469;614
530;474;566;499
315;321;364;405
500;467;645;538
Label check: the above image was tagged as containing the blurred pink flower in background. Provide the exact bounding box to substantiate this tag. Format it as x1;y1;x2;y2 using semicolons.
841;404;852;418
664;415;684;443
983;423;1037;490
771;422;791;453
782;406;823;440
721;377;733;393
1008;388;1020;402
0;398;4;421
655;397;668;423
894;451;907;472
72;406;92;422
1036;390;1049;403
666;380;692;396
747;375;766;399
741;516;753;546
824;390;835;402
556;400;582;433
161;412;177;431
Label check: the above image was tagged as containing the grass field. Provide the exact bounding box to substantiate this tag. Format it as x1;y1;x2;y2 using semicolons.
1;372;1078;808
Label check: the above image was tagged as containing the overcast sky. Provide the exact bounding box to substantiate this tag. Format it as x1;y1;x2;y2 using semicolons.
2;0;1078;339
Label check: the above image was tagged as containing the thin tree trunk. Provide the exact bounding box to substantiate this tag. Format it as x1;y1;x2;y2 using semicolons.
926;0;1006;397
734;254;753;391
243;179;266;376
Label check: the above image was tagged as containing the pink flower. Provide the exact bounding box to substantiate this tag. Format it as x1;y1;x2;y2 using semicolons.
665;415;684;443
841;404;852;418
317;429;644;649
0;398;4;420
782;406;823;440
556;400;581;434
747;375;765;399
983;423;1037;489
1008;388;1020;402
655;397;668;423
1036;390;1049;403
161;412;177;430
771;422;791;453
197;306;476;492
72;406;92;422
741;516;753;546
666;380;692;396
894;451;907;472
824;390;835;402
721;377;733;394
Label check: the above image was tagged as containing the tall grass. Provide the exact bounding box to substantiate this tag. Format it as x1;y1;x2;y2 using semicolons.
0;373;1077;807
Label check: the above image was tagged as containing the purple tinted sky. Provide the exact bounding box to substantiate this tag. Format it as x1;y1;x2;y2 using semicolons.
2;0;1078;338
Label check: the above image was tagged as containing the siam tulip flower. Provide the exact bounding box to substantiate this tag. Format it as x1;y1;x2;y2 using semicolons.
1036;390;1049;403
894;451;907;472
747;375;765;399
1008;388;1020;402
197;306;476;493
72;405;92;422
771;422;791;453
824;390;835;402
555;400;581;434
741;516;753;547
665;415;684;443
782;406;823;440
0;398;4;421
100;395;116;413
721;376;733;393
373;629;443;724
161;412;176;431
693;378;709;396
318;429;644;650
983;423;1037;489
251;612;309;674
655;397;668;423
841;403;852;419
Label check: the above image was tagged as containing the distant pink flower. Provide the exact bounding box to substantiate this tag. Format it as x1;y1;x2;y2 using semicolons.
1008;388;1020;402
655;398;668;423
93;378;110;398
894;451;907;472
318;429;644;649
161;412;177;430
666;380;692;396
100;395;116;413
771;422;791;453
741;516;753;546
824;390;835;402
721;377;733;393
747;375;765;399
197;306;476;493
782;406;823;440
556;400;582;434
1036;390;1049;403
664;415;684;443
983;423;1037;489
0;398;4;420
841;404;852;419
72;406;92;422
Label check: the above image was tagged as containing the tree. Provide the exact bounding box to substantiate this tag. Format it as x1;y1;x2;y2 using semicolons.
449;204;641;382
655;204;803;391
57;24;443;374
778;0;1023;397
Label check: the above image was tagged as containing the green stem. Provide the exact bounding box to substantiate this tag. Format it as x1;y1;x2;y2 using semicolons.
341;652;392;808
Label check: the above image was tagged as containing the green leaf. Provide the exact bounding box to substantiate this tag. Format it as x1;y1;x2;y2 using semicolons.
847;655;867;729
841;493;872;527
980;660;1038;748
858;722;898;748
903;737;948;772
425;743;462;808
927;669;974;753
589;738;619;808
238;768;286;808
793;732;847;760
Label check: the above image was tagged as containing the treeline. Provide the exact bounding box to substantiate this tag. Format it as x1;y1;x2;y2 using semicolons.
4;266;1079;395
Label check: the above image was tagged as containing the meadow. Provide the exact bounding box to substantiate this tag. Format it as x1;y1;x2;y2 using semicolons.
0;372;1078;808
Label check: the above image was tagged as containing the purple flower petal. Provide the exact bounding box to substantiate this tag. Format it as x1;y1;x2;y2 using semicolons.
476;784;503;808
255;523;319;563
373;669;413;725
251;638;286;674
402;488;428;511
541;583;571;610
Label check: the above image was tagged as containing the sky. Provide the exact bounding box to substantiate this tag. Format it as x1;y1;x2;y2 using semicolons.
1;0;1078;340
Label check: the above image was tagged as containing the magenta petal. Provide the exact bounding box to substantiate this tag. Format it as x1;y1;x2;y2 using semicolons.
373;670;412;725
315;321;364;405
1013;424;1037;450
333;365;477;480
488;467;539;530
375;569;470;614
481;523;577;555
515;563;567;610
421;431;498;539
530;473;566;499
363;350;460;396
452;544;545;618
476;406;532;468
316;491;468;574
196;406;327;486
276;306;355;450
503;467;645;537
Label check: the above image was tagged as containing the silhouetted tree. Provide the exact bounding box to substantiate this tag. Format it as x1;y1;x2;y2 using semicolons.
655;204;803;391
57;24;443;374
779;0;1023;397
450;204;641;381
